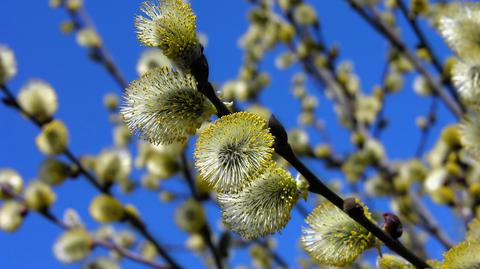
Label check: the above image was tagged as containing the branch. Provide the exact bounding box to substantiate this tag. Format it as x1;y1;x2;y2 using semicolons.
189;54;431;268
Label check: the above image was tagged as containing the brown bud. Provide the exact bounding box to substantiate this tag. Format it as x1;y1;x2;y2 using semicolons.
383;212;403;239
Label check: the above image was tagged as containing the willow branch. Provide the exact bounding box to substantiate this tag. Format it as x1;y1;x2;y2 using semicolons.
190;53;431;268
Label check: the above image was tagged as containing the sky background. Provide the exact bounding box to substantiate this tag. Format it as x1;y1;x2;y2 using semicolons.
0;0;465;268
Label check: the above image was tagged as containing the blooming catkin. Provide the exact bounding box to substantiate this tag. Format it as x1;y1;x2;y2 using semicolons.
217;165;299;239
441;239;480;269
301;201;376;267
121;67;215;145
194;112;275;193
135;0;201;70
439;4;480;60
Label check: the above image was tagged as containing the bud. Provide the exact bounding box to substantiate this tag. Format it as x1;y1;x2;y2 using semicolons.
36;120;69;155
159;191;176;202
383;212;403;239
76;28;102;48
38;158;72;186
277;23;295;43
24;181;56;211
53;229;92;263
103;93;119;111
0;169;23;199
175;198;205;233
17;80;58;122
65;0;83;12
94;149;132;184
0;201;24;232
411;0;429;15
0;45;17;85
60;21;76;34
89;195;125;223
49;0;62;8
293;4;318;26
288;128;310;156
186;234;205;252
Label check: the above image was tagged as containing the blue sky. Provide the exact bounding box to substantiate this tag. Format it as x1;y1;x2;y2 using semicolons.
0;0;463;268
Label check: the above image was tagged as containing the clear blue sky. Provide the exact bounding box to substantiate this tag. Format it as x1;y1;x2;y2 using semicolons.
0;0;463;268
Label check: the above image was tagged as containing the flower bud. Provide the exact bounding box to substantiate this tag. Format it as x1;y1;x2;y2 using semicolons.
53;229;92;263
0;169;23;199
175;198;205;233
277;23;295;43
18;80;58;122
94;149;132;184
39;158;72;186
159;191;176;202
383;212;403;239
24;181;56;211
288;128;310;156
293;4;318;26
103;93;119;111
89;195;125;223
186;234;205;252
0;201;25;232
49;0;62;8
76;28;101;48
0;45;17;85
65;0;83;12
36;120;69;155
60;21;76;34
